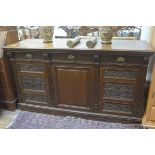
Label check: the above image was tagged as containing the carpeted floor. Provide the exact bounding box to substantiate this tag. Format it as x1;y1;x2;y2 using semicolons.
7;111;144;129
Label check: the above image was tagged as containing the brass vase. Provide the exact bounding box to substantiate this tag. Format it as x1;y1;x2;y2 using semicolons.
39;26;54;43
100;27;113;44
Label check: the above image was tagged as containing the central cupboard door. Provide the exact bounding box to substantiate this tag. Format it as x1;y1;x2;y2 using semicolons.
52;64;94;111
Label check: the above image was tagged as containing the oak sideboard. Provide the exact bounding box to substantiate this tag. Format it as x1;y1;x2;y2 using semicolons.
3;38;154;123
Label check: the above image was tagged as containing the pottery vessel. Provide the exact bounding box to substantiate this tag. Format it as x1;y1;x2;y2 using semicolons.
39;26;54;43
100;27;113;44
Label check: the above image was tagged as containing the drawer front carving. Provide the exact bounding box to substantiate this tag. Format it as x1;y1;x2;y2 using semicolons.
24;94;48;104
104;70;137;80
103;83;135;100
103;102;131;113
18;64;45;73
21;77;46;90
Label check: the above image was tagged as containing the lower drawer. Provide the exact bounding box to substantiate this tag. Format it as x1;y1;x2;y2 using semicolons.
101;101;132;115
23;93;49;106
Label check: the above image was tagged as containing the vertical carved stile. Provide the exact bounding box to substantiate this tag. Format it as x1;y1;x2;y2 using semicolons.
7;52;23;102
93;55;100;112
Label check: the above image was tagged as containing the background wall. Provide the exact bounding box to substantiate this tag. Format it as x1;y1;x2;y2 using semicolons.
150;26;155;49
141;26;153;43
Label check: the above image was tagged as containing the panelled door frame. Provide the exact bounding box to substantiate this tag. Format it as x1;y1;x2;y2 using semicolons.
51;63;94;112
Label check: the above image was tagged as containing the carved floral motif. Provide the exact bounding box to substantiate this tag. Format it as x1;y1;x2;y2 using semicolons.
24;94;48;103
22;77;46;90
104;83;135;100
103;102;131;113
19;64;44;72
104;70;137;79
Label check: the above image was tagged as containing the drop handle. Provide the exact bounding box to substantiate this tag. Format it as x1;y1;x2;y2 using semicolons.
25;53;33;61
67;55;75;61
116;57;125;64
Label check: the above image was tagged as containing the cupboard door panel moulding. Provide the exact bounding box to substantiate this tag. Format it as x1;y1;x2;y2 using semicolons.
52;64;94;111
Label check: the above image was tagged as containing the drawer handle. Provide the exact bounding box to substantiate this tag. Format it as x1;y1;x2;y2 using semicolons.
116;57;125;64
67;55;75;61
25;53;33;60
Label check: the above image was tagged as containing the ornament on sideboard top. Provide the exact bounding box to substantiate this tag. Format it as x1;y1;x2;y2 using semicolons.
100;26;113;44
39;26;54;43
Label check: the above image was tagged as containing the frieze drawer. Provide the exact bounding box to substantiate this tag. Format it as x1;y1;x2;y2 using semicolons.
51;53;94;63
100;55;142;65
14;52;47;62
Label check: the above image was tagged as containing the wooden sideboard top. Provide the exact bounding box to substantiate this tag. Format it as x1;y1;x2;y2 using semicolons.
3;38;154;54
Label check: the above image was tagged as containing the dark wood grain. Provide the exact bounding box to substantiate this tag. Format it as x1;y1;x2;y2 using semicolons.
52;64;94;111
3;39;154;122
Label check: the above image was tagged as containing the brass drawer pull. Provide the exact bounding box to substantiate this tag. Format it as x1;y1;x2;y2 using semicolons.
116;57;125;64
67;55;75;61
25;53;33;60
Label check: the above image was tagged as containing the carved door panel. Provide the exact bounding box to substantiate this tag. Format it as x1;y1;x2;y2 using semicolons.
52;64;94;111
18;75;50;106
100;81;136;115
100;66;140;116
20;76;46;91
102;82;135;101
16;62;51;106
